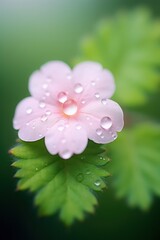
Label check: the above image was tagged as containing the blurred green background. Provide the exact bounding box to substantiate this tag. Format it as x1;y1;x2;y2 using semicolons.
0;0;160;239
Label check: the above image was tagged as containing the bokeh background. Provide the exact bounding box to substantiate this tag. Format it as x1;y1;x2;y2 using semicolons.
0;0;160;239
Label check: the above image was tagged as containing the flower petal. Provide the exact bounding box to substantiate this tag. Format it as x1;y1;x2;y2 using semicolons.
79;99;124;144
29;61;72;103
72;62;115;103
13;97;59;129
45;120;88;159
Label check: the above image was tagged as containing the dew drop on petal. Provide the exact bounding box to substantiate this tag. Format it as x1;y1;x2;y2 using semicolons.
76;173;84;182
96;128;103;136
39;101;46;108
86;116;90;121
26;108;32;114
81;99;86;104
94;179;101;187
101;117;112;130
45;91;50;97
76;124;82;130
101;135;104;139
101;98;107;105
63;99;78;116
58;125;64;131
61;150;72;159
46;110;51;115
57;92;68;103
42;83;48;89
74;83;83;94
61;139;66;144
95;93;100;99
41;114;48;122
39;133;43;137
91;80;96;86
67;73;72;80
112;133;117;140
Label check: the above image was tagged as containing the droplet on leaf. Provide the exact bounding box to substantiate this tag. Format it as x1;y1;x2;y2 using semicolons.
76;173;84;182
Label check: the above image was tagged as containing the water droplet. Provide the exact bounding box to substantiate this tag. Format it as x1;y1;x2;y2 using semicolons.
67;73;72;79
57;92;68;103
39;133;42;137
101;98;107;105
94;179;101;187
42;83;48;89
35;167;38;171
32;125;35;129
76;125;82;130
39;101;46;108
89;122;93;126
61;150;72;159
45;91;50;97
112;133;117;140
91;81;96;86
80;156;86;160
74;83;83;94
76;173;84;182
41;114;48;122
61;139;66;144
101;117;112;130
86;116;90;121
63;99;78;116
96;128;103;136
101;135;104;139
95;93;100;99
58;125;64;131
26;108;32;114
81;99;86;104
86;170;91;175
46;110;51;115
26;122;30;126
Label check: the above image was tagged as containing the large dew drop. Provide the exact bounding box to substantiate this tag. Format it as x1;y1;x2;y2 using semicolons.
101;116;112;130
63;99;78;116
74;83;83;94
57;92;68;103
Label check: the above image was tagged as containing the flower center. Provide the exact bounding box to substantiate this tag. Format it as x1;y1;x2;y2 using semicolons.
62;99;78;116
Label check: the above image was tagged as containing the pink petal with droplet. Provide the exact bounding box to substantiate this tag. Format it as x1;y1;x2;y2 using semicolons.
79;99;124;143
45;120;88;159
29;61;73;103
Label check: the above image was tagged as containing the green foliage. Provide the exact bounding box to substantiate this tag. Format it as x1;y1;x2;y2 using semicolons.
74;8;160;210
11;140;110;225
74;8;160;107
107;123;160;209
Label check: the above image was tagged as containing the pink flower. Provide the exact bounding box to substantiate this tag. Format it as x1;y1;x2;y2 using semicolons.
13;61;124;159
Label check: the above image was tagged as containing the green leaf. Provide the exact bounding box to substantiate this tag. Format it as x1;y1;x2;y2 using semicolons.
10;140;110;225
107;123;160;209
74;8;160;107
